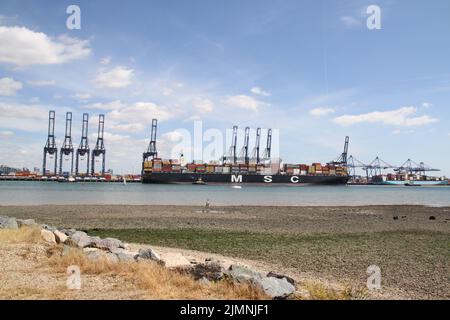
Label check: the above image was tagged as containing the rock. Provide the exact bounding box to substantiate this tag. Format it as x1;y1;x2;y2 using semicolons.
110;248;137;262
0;216;18;229
92;237;125;251
41;224;56;232
53;230;68;244
254;276;296;299
190;262;224;281
16;219;36;228
84;248;104;261
267;271;295;286
41;229;56;244
429;216;436;220
67;231;93;248
60;228;77;237
137;248;161;262
161;252;191;268
225;264;263;283
106;252;120;263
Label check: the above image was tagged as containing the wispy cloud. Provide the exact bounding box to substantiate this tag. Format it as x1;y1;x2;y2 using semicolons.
94;66;134;89
0;77;22;96
250;86;271;97
27;80;56;87
309;107;335;117
333;106;438;127
225;94;269;112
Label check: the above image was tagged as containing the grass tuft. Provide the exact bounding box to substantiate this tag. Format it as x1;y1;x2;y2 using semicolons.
48;247;267;300
0;226;41;244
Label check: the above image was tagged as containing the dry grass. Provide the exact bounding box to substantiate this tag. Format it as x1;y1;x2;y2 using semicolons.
296;282;369;300
0;226;41;244
48;247;268;300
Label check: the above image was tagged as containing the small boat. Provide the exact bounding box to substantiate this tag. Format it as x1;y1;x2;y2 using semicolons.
232;185;242;189
192;177;207;185
123;177;127;185
405;183;421;187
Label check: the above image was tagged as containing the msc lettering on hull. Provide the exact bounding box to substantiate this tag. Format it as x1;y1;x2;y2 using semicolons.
231;175;302;183
231;174;242;183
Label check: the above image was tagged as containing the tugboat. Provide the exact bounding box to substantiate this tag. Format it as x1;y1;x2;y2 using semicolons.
192;177;207;185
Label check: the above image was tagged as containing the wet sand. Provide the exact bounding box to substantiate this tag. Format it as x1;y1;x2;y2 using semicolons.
0;205;449;299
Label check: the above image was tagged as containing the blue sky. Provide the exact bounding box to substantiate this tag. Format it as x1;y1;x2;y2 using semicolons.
0;0;449;175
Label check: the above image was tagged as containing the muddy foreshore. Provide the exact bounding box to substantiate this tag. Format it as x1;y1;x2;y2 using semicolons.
0;205;449;299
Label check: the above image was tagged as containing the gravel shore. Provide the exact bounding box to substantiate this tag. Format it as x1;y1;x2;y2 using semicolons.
1;205;449;299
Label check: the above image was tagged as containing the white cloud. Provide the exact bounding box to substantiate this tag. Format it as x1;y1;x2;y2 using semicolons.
192;98;214;113
422;102;432;108
29;97;40;103
333;106;438;127
0;26;90;67
309;107;335;117
0;77;22;96
27;80;56;86
107;101;176;124
84;100;125;110
250;86;271;97
94;66;134;89
226;94;268;112
340;16;362;28
0;102;47;120
110;122;145;133
72;93;92;101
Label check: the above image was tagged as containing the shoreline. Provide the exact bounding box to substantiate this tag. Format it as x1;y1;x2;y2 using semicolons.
1;204;449;299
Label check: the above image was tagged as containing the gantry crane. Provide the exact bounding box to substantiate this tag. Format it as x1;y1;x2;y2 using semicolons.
250;128;261;164
91;114;106;176
261;129;272;163
42;110;58;175
222;125;238;164
75;113;90;175
142;119;158;174
59;112;74;175
238;126;250;165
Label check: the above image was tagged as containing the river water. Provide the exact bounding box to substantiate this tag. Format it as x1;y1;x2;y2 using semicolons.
0;181;449;206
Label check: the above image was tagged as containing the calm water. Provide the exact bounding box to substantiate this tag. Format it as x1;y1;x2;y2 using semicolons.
1;181;450;206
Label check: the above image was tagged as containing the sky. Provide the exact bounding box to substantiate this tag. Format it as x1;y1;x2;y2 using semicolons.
0;0;449;175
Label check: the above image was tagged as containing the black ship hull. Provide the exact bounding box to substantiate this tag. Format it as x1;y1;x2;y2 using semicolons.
142;172;349;185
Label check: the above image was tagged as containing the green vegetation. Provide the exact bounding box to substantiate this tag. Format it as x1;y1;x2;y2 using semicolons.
87;228;450;298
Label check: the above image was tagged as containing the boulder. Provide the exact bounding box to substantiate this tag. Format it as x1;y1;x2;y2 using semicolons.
41;229;56;244
137;248;161;262
92;237;125;252
0;216;18;229
254;276;296;299
83;248;104;261
53;230;68;244
190;262;224;281
161;252;191;268
225;264;262;283
110;248;137;262
267;271;295;286
17;219;37;228
60;228;77;237
67;231;93;248
41;224;56;232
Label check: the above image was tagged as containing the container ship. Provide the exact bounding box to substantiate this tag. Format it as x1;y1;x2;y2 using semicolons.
141;120;350;185
372;174;448;186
